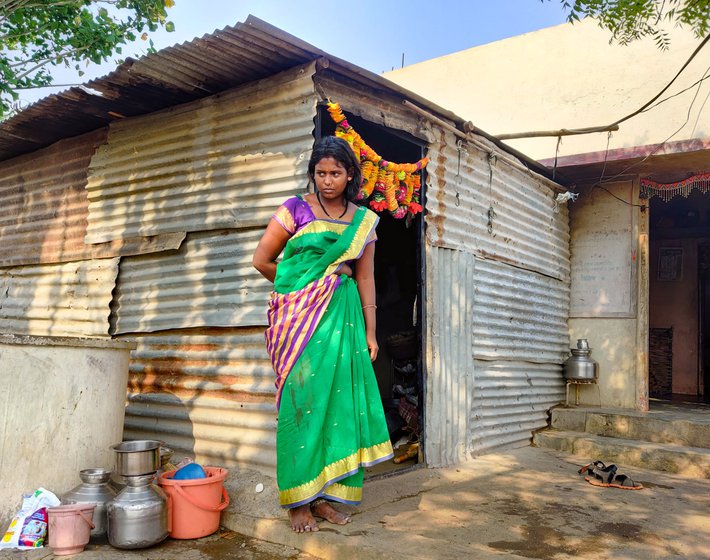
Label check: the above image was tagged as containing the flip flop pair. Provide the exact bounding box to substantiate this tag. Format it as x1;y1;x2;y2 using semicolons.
578;460;644;490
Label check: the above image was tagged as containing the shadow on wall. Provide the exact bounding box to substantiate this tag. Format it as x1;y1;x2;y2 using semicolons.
117;326;278;476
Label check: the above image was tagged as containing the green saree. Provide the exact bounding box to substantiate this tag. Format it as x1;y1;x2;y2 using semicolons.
265;199;393;507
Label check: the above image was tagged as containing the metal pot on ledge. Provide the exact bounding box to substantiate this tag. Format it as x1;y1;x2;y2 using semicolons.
564;338;599;381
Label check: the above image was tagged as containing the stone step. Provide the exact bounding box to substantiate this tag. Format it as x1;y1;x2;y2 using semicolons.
533;429;710;479
551;407;710;448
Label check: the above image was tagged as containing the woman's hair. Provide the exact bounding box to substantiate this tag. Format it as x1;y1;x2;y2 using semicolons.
308;136;362;201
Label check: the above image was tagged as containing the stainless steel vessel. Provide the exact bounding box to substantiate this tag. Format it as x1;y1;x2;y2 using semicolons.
111;440;161;476
107;474;168;549
61;468;116;539
564;339;599;381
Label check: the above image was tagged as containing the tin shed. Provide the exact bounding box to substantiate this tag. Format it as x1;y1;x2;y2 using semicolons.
0;17;570;483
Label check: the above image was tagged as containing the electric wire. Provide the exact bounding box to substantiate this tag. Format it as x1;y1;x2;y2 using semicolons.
591;62;710;207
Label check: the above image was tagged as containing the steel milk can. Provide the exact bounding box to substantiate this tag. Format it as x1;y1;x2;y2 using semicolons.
107;473;168;549
61;468;116;539
563;338;599;381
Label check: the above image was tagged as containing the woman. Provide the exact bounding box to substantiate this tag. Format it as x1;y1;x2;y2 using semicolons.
253;136;393;533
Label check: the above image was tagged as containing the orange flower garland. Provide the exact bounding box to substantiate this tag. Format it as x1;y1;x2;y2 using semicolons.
326;101;428;219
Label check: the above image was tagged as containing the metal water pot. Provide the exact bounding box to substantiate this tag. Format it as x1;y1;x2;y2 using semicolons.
564;339;599;381
107;474;168;549
61;468;116;539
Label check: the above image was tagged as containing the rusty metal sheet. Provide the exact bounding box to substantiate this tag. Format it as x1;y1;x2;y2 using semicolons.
0;130;104;267
0;18;321;161
426;129;570;281
111;229;271;335
0;258;119;337
121;328;277;475
0;129;187;266
85;64;317;244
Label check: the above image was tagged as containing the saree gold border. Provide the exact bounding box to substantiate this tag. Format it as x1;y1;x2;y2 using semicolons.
333;211;378;258
323;483;362;503
291;221;347;241
279;440;393;505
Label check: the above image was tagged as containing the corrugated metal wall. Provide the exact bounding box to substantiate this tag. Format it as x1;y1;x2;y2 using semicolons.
426;131;569;281
111;229;270;334
121;328;277;475
85;64;318;244
424;247;476;467
0;258;119;337
472;258;569;364
424;128;569;465
470;361;564;453
0;130;106;267
108;64;318;471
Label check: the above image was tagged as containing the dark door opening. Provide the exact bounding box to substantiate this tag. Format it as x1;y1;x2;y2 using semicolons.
317;105;426;471
649;191;710;403
699;244;710;402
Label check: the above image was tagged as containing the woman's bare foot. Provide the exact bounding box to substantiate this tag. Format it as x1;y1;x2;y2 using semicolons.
288;504;319;533
310;499;352;525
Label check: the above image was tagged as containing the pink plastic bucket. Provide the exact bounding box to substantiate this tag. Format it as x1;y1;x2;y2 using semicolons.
158;467;229;539
47;504;96;556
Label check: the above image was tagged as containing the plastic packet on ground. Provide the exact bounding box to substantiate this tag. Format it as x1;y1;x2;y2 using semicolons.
0;488;60;549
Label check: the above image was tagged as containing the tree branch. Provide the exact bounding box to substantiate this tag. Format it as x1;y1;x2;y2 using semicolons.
12;43;95;79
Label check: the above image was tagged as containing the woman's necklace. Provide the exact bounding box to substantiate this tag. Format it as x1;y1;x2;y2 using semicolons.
316;191;348;219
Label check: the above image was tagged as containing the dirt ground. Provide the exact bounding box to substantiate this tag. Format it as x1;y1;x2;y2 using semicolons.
0;530;318;560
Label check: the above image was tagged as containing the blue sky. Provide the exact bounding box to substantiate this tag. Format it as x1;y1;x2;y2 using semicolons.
18;0;571;106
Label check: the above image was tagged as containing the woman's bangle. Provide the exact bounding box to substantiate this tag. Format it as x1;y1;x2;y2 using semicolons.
362;304;377;310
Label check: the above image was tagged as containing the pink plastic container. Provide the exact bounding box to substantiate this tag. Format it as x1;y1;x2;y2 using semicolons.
47;504;95;556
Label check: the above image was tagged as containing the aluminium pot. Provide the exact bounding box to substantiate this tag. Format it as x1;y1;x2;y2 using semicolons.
563;339;599;381
111;440;161;476
107;474;168;549
61;468;116;539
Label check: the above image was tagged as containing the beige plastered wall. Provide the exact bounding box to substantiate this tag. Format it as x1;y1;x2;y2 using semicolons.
0;335;135;530
567;180;648;410
385;18;710;161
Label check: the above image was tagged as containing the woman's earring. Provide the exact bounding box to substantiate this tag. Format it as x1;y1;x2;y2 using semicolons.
348;177;352;181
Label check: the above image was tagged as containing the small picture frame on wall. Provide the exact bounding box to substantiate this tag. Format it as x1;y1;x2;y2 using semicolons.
658;247;683;281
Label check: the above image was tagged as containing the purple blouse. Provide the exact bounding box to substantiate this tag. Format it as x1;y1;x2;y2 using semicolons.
272;195;378;245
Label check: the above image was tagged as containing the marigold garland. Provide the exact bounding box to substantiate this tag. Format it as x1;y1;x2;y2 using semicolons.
326;101;428;219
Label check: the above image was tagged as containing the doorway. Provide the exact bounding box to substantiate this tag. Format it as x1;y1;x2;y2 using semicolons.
317;105;426;470
648;191;710;402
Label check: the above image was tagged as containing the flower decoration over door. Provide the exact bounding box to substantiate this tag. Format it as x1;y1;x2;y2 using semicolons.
327;102;428;219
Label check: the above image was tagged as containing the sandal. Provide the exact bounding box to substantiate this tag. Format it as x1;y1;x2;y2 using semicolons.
578;460;617;484
585;472;644;490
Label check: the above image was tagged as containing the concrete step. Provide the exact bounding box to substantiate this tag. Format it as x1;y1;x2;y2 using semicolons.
533;429;710;479
551;407;710;448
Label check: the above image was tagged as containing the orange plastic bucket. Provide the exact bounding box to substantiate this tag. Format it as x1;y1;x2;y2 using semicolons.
158;466;229;539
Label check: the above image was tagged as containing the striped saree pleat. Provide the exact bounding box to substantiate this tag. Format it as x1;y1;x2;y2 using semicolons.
266;274;341;408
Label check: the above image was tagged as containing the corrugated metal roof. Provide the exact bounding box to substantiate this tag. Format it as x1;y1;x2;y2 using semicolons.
0;258;119;337
0;16;558;186
0;17;318;161
426;129;570;281
85;64;316;244
121;328;277;475
111;229;272;334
